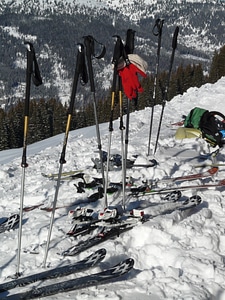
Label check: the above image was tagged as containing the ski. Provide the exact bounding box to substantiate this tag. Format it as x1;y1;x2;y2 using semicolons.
130;179;225;196
157;166;218;184
41;170;84;180
143;195;202;217
74;167;217;194
41;158;157;181
4;258;134;299
194;163;225;168
0;214;19;233
66;190;182;238
167;120;184;127
61;224;135;257
92;156;157;171
23;188;104;212
67;223;100;237
23;204;44;212
0;248;106;293
62;194;201;256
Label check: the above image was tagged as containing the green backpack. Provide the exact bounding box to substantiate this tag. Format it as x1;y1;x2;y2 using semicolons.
184;107;208;129
184;107;225;147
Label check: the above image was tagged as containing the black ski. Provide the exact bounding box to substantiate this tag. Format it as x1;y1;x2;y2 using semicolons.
4;258;134;299
62;194;201;256
144;195;202;217
0;248;106;293
67;221;100;238
0;214;19;233
62;223;134;257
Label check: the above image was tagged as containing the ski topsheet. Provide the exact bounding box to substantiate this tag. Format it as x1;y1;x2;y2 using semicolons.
0;248;106;293
4;258;134;299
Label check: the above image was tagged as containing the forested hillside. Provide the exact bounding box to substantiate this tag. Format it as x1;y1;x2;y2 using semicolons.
1;0;225;150
1;44;225;151
0;1;225;107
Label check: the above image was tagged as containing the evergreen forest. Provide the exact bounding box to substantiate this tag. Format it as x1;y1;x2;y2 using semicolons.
0;44;225;151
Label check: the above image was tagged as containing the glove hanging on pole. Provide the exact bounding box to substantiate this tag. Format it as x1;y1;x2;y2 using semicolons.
118;54;147;100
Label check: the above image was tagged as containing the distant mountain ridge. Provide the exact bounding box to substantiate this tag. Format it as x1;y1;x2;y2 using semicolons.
0;0;224;108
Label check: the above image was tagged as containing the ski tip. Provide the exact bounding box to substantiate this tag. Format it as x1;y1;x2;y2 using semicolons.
220;179;225;186
120;258;135;274
163;190;182;202
116;258;134;271
209;167;219;175
95;248;107;255
127;257;135;266
183;195;202;206
83;248;107;266
92;248;107;259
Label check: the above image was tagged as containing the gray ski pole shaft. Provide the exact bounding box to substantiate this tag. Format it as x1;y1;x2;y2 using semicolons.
104;66;117;208
118;78;126;210
124;28;135;165
104;35;124;208
84;36;106;198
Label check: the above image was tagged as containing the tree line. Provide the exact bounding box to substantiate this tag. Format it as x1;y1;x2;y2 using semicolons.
0;44;225;151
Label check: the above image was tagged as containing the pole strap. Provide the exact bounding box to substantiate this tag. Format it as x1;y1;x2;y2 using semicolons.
24;41;42;87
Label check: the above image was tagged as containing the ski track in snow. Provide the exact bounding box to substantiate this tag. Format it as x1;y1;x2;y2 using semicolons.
1;78;225;299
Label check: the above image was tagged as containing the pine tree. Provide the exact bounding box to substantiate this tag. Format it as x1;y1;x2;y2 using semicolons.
0;108;10;150
209;45;225;83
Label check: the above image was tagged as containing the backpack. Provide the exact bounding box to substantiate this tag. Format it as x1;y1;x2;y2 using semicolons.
184;107;225;147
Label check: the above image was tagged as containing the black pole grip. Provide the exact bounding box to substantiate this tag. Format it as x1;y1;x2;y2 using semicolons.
24;42;34;117
84;36;95;93
172;26;179;50
68;44;85;115
21;42;34;168
112;35;122;66
125;29;135;55
153;19;164;36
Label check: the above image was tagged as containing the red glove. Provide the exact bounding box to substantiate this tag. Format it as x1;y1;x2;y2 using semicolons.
118;63;147;99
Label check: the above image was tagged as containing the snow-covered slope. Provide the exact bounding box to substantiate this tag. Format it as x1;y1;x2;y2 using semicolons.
0;77;225;299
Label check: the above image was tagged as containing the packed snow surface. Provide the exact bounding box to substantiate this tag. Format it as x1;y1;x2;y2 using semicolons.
1;77;225;299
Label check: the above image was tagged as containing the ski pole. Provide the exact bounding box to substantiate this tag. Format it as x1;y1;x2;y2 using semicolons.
118;76;126;210
147;19;164;156
104;36;122;208
154;26;179;155
17;42;42;277
123;29;135;209
116;32;131;211
83;35;106;203
124;29;135;163
43;44;87;267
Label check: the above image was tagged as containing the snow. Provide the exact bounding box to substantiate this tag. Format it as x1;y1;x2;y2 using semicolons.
1;77;225;299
